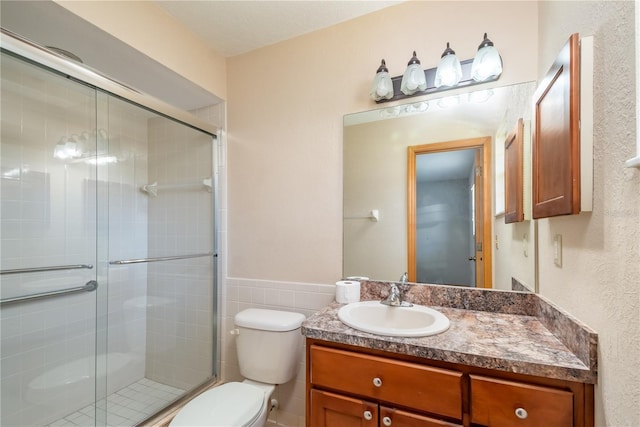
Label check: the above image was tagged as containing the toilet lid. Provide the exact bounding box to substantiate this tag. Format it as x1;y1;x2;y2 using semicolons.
170;382;265;427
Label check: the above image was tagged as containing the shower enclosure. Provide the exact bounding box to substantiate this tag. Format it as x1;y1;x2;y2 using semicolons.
1;31;218;426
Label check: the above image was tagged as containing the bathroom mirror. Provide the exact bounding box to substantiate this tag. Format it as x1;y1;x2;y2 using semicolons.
343;82;537;291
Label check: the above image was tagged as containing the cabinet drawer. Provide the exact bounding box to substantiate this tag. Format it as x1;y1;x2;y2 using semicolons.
470;375;573;427
310;345;463;420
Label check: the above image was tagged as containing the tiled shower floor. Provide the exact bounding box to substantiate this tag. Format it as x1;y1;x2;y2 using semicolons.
46;378;184;427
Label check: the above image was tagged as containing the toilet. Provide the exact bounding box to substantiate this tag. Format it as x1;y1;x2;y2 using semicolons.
170;308;306;427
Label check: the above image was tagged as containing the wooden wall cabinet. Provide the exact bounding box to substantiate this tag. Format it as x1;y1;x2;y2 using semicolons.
306;339;594;427
505;118;525;223
532;33;581;219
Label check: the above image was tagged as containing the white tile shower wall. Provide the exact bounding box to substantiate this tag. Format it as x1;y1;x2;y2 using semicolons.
222;278;335;427
144;116;214;390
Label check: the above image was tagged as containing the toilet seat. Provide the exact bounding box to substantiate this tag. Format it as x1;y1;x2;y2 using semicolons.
169;382;266;427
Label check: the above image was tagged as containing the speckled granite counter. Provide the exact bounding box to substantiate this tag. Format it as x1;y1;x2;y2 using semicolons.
301;281;597;384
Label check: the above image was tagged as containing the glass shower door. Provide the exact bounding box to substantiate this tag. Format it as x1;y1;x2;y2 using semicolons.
101;94;216;426
0;50;103;426
1;40;217;427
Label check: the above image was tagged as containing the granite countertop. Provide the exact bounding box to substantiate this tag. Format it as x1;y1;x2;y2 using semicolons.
301;281;598;384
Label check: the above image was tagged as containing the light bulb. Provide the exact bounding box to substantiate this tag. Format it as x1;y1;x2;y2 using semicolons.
400;51;427;95
471;33;503;82
434;42;462;88
370;59;394;101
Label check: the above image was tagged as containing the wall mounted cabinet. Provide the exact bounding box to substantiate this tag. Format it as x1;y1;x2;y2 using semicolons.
505;118;525;223
532;33;581;219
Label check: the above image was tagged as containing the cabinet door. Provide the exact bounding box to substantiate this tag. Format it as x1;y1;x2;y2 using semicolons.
532;33;580;218
470;375;573;427
505;118;525;223
310;389;378;427
380;406;462;427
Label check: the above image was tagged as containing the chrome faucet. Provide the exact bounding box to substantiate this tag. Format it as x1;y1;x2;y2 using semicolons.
381;273;412;307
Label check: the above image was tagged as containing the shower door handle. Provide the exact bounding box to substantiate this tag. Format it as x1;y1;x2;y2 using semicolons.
0;280;98;305
110;252;214;265
0;263;93;275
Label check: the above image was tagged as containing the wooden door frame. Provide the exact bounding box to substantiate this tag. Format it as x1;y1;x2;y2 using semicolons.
407;137;493;288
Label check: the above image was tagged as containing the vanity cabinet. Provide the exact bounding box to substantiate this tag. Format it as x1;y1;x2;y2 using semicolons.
306;339;594;427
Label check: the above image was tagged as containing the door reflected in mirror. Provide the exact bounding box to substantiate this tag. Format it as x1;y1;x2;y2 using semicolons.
408;138;491;288
343;82;537;291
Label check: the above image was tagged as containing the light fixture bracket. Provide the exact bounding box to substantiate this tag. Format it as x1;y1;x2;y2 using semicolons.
375;57;501;104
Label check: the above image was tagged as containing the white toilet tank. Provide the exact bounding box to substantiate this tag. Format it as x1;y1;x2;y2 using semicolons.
234;308;306;385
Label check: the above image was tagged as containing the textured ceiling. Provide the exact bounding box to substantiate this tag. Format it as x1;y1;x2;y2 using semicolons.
154;1;404;57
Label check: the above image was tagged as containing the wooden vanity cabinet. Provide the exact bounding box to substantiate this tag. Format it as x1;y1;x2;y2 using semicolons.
306;339;594;427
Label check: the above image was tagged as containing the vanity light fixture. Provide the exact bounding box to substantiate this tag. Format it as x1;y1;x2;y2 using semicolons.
370;33;502;103
400;51;427;95
470;33;503;82
369;59;394;101
434;42;462;88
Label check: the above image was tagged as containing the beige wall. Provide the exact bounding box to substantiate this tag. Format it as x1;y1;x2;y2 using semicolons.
227;1;539;283
55;0;227;101
536;2;640;426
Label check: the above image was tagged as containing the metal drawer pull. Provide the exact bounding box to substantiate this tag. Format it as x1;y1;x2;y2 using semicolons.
382;416;392;426
515;407;528;419
363;411;373;420
373;377;382;387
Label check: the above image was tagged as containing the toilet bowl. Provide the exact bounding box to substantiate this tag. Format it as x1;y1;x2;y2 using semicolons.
169;308;305;427
169;380;274;427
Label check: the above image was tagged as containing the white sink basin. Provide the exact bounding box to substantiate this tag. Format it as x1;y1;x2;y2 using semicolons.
338;300;450;337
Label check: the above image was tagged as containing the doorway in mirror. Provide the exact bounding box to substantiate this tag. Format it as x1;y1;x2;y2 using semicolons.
408;137;492;287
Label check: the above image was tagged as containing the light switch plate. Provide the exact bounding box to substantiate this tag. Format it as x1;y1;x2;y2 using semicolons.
553;234;562;267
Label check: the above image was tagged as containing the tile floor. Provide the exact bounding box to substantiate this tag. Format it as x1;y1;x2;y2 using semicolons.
46;378;184;427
